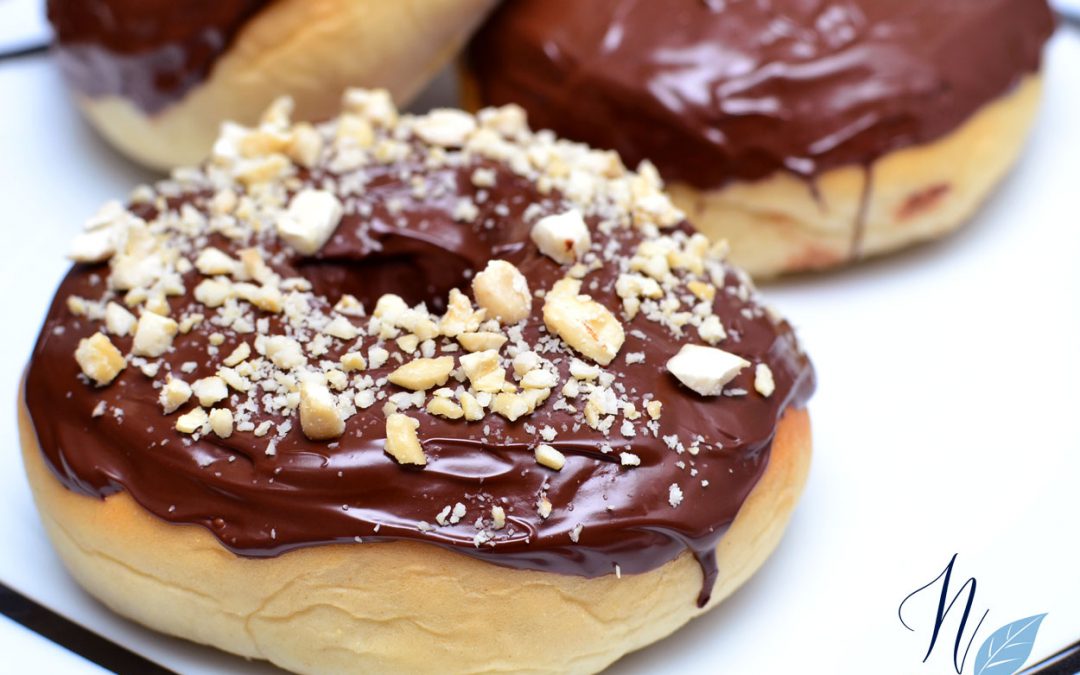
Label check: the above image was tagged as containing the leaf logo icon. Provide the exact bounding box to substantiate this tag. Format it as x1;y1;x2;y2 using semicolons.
973;614;1047;675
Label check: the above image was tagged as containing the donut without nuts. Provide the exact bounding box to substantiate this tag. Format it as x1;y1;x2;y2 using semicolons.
47;0;498;170
465;0;1055;276
22;91;814;673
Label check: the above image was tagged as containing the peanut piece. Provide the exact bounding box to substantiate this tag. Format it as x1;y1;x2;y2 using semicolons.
535;444;566;471
299;382;345;440
666;344;749;396
276;189;343;255
74;333;125;386
131;312;178;358
459;350;506;393
159;377;192;413
388;356;454;391
384;413;427;465
542;278;624;365
472;260;531;324
531;210;590;264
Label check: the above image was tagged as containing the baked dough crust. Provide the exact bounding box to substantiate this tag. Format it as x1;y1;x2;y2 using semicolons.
462;72;1041;278
19;387;810;674
75;0;497;170
667;76;1043;277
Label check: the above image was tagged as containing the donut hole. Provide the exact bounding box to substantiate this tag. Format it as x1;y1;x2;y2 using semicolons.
298;249;476;314
297;200;533;313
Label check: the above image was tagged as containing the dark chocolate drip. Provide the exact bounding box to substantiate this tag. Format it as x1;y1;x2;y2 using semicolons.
851;164;874;259
468;0;1054;189
24;152;814;600
47;0;273;114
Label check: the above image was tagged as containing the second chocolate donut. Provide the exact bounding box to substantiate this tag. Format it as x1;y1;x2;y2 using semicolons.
466;0;1055;276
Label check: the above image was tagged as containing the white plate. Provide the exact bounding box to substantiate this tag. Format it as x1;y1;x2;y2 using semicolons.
0;25;1078;675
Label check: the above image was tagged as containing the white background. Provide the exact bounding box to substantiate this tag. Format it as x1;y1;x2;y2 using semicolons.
0;7;1078;675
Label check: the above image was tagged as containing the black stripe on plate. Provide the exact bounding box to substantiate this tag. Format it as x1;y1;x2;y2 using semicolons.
0;583;175;674
0;42;49;62
1019;639;1080;675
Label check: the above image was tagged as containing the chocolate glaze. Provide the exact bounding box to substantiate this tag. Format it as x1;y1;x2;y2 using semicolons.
25;144;813;605
47;0;273;114
469;0;1054;189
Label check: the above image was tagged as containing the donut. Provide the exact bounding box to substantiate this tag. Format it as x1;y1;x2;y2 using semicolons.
46;0;497;170
21;90;815;673
465;0;1056;277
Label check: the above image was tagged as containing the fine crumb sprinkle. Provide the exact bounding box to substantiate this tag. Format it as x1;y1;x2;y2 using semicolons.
668;483;684;508
537;495;553;519
491;505;506;529
570;523;584;543
755;362;776;398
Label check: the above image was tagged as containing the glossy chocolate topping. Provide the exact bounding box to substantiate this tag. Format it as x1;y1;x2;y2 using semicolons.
469;0;1054;188
25;102;813;605
47;0;273;114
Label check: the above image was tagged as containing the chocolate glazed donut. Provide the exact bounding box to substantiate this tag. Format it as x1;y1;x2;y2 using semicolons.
466;0;1056;276
21;92;814;673
48;0;273;115
46;0;499;170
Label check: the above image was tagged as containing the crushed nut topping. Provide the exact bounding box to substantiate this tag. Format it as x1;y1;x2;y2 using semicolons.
56;88;803;553
471;260;532;324
388;356;454;391
299;382;345;440
74;333;125;386
531;210;591;264
667;344;750;397
534;444;566;471
276;189;343;255
755;363;776;398
385;413;427;465
543;278;625;365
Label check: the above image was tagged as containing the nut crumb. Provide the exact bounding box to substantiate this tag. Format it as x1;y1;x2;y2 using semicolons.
543;278;624;365
176;407;208;434
384;413;427;465
531;210;590;264
668;483;684;508
535;444;566;471
388;356;454;391
666;344;749;396
299;382;345;440
754;363;775;398
74;333;125;386
472;260;531;324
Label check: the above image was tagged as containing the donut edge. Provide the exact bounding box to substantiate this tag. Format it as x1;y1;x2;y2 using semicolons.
666;75;1045;277
68;0;499;171
18;381;811;674
461;68;1043;278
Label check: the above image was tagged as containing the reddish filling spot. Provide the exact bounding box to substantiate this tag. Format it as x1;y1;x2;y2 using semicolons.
897;183;951;221
784;243;845;272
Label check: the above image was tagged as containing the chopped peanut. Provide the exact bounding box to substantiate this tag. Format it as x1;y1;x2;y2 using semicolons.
387;356;454;391
542;278;624;365
471;260;531;324
299;382;345;440
75;333;125;386
384;413;427;465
